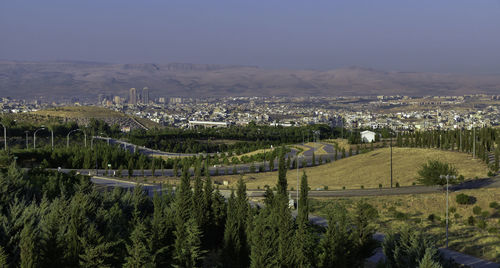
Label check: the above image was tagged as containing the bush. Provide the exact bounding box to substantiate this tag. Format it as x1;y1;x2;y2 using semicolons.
489;201;499;209
449;207;456;213
342;186;346;190
477;219;487;230
453;213;460;219
395;182;400;188
417;160;458;185
481;211;490;219
323;185;328;190
467;216;475;226
361;185;364;189
379;184;382;189
488;171;495;177
456;193;475;205
488;227;498;234
427;214;436;222
472;206;482;215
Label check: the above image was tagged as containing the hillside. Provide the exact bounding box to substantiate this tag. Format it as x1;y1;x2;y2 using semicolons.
1;60;500;100
19;106;159;130
224;147;488;190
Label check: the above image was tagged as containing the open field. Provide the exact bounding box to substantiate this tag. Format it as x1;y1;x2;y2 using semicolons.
219;147;488;190
34;106;126;118
309;188;500;262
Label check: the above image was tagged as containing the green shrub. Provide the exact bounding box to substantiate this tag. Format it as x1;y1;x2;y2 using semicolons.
379;183;382;189
417;160;458;185
427;214;436;222
456;193;475;205
395;182;400;188
453;213;460;219
467;216;475;226
342;186;346;190
449;207;456;213
361;185;364;189
487;227;498;234
472;206;482;215
489;201;499;209
324;185;328;190
477;219;487;230
481;211;490;218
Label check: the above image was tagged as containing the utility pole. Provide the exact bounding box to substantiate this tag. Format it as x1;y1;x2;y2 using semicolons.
440;174;455;248
473;127;476;159
390;131;393;188
25;131;29;149
297;154;300;212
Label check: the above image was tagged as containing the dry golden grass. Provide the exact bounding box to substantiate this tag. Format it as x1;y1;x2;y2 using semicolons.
237;148;268;159
222;147;488;190
310;188;500;262
34;106;126;118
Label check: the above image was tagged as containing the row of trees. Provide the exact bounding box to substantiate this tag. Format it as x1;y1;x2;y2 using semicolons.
395;128;499;172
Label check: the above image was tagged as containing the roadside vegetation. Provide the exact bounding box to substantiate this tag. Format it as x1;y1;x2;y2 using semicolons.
310;188;500;262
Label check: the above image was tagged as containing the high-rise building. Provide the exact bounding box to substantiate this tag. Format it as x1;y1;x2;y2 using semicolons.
113;96;121;105
129;88;137;105
142;87;149;104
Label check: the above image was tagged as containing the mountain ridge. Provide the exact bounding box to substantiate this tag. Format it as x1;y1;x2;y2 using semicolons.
1;60;499;100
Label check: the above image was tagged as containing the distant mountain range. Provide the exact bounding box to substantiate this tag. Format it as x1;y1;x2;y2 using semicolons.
1;60;500;100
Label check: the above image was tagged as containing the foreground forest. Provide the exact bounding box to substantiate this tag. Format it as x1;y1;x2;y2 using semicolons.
0;148;456;267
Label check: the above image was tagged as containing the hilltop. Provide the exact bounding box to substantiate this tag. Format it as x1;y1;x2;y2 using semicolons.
1;60;500;100
16;106;159;130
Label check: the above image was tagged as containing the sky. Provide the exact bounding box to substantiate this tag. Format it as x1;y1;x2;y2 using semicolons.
1;0;500;73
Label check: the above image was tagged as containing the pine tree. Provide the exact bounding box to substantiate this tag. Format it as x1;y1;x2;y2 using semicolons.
418;248;443;268
222;191;240;267
249;210;278;268
150;192;174;266
173;164;193;266
0;246;7;268
177;218;205;268
297;171;309;226
79;224;115;268
124;221;152;268
292;221;315;268
192;173;204;227
20;220;39;268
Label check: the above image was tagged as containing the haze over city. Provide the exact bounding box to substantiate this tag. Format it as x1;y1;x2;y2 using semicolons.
2;0;500;73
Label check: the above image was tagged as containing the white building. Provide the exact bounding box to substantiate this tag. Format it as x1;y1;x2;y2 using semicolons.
361;130;376;143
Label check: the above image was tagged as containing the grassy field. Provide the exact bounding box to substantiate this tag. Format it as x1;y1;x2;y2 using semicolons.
219;147;488;190
309;188;500;262
34;106;127;118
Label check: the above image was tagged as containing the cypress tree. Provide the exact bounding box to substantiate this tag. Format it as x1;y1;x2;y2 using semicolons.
222;191;240;267
173;164;193;266
276;147;288;196
192;173;204;227
297;171;309;226
292;221;314;268
312;152;316;166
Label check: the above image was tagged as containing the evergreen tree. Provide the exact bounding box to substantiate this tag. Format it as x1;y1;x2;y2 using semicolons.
249;210;278;268
276;147;288;196
20;220;39;268
297;171;309;226
174;218;204;268
79;224;115;268
124;221;152;268
192;174;204;227
0;246;7;268
292;221;315;268
418;248;443;268
318;204;357;267
150;192;174;266
312;152;316;166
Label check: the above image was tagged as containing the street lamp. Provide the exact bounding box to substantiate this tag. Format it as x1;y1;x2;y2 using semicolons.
67;129;87;148
440;174;456;248
0;122;7;151
24;131;29;149
33;127;45;149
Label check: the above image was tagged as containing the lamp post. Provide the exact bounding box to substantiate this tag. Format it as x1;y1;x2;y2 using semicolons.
25;131;29;149
0;122;7;151
440;174;456;248
33;127;45;149
67;129;87;148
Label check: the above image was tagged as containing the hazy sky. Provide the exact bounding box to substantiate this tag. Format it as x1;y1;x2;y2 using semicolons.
1;0;500;73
